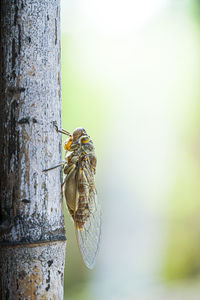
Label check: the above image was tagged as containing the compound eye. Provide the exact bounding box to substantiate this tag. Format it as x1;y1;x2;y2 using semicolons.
80;136;90;144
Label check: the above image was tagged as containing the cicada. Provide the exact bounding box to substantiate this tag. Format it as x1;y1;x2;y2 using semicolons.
43;126;101;269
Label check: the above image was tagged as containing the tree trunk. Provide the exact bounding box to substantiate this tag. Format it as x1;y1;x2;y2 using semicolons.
0;0;66;299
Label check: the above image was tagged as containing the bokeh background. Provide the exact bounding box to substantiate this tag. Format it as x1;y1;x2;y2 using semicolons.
60;0;200;299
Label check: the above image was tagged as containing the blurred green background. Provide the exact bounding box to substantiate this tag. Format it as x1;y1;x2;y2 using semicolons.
61;0;200;299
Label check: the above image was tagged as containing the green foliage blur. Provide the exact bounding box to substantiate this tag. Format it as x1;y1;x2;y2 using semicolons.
61;0;200;299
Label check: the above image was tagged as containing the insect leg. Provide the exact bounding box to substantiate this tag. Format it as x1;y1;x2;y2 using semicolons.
57;128;71;136
64;163;79;213
55;126;71;137
42;162;65;172
61;175;67;193
53;121;71;136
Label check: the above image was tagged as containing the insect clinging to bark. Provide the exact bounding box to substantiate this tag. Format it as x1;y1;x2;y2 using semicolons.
43;125;101;269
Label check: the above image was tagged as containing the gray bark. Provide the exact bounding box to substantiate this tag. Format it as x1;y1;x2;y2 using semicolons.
0;0;66;299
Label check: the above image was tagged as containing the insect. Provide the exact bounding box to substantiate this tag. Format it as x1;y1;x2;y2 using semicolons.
43;125;101;269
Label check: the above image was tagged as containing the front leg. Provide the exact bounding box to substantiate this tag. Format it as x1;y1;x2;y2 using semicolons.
64;163;79;213
62;163;76;192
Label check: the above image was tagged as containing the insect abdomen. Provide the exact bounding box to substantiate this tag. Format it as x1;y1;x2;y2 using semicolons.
75;171;91;230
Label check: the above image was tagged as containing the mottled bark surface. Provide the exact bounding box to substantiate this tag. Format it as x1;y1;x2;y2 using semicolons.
0;0;66;299
0;242;66;299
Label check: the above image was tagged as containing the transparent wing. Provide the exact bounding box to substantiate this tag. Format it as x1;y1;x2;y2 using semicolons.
75;161;101;269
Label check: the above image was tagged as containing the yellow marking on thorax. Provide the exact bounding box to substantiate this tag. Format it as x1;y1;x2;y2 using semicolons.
64;137;73;150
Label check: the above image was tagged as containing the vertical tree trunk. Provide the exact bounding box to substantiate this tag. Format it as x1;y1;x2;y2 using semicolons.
0;0;66;299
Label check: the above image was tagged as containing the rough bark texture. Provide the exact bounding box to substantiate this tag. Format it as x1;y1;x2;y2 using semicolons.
0;242;66;299
0;0;66;299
